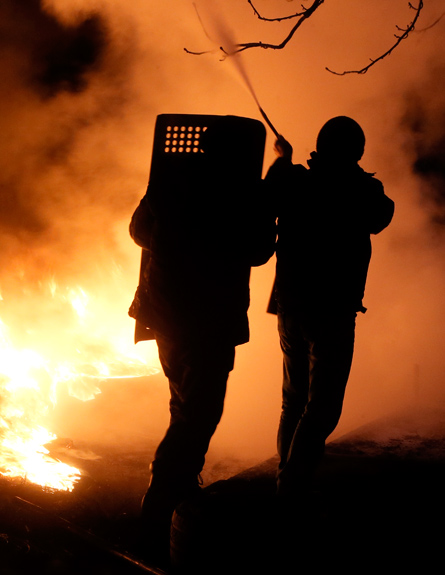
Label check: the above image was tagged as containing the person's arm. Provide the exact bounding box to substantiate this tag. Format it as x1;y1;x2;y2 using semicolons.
248;180;277;267
367;179;395;235
129;191;155;250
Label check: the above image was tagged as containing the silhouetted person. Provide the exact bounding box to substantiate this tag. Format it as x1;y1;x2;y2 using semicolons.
129;116;275;562
266;116;394;500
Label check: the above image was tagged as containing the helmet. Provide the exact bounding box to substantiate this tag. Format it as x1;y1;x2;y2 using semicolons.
316;116;365;162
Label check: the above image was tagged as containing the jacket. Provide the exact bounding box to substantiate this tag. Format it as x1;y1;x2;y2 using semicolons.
266;154;394;314
129;162;276;345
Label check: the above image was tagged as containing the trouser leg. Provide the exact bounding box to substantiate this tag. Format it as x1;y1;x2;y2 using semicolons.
152;334;235;482
277;311;356;495
143;333;234;515
277;312;310;471
139;333;235;561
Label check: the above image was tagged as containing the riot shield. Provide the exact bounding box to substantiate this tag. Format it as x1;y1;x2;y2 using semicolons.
133;113;266;343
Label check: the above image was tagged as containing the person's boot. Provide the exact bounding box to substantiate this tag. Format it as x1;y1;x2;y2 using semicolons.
138;466;202;568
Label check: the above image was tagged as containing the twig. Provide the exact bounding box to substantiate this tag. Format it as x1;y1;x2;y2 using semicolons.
228;0;324;53
326;1;424;75
184;0;325;56
185;0;425;77
247;0;308;22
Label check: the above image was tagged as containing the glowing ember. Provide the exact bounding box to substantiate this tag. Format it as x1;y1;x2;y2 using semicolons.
0;280;158;492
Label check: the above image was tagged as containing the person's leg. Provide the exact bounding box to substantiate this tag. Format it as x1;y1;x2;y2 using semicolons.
141;333;235;534
277;312;356;496
277;311;310;471
152;334;235;481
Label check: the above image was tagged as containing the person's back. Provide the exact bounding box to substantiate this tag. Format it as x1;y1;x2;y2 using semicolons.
276;155;392;314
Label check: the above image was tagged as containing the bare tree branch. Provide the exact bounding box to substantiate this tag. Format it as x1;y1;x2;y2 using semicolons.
326;1;424;75
185;1;425;76
184;0;325;56
225;0;325;54
247;0;309;23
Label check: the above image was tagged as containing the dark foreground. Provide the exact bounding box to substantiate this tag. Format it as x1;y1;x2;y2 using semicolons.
1;406;445;574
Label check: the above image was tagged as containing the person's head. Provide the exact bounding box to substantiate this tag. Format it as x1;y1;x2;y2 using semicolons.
316;116;365;163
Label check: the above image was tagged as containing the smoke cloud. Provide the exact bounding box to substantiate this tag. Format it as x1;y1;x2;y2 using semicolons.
401;61;445;228
0;1;137;274
1;0;445;470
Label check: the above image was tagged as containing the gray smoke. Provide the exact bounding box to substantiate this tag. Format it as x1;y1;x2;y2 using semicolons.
401;60;445;229
0;0;155;382
0;1;141;277
3;0;106;97
0;2;103;240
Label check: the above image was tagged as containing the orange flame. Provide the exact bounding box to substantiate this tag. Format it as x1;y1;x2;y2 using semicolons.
0;279;158;492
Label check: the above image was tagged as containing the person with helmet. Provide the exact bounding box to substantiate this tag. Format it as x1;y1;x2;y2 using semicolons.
266;116;394;499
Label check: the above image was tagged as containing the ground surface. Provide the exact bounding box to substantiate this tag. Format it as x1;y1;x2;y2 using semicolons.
1;406;445;574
